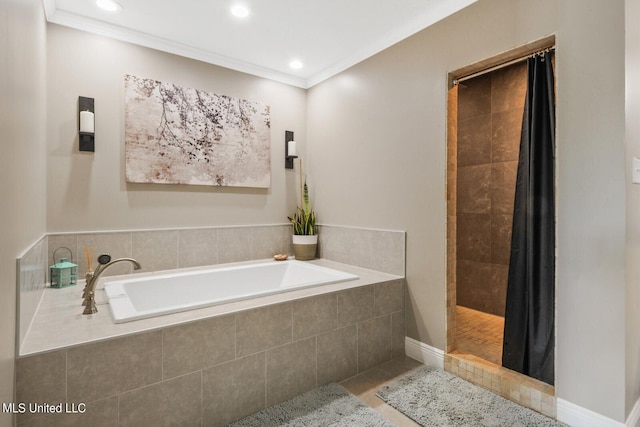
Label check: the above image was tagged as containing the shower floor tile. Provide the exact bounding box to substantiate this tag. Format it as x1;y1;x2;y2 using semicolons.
456;305;505;365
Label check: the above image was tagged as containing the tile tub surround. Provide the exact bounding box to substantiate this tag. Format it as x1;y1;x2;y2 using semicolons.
18;224;404;349
16;265;405;426
17;235;48;347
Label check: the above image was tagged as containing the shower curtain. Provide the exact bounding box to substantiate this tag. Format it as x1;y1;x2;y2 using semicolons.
502;53;555;385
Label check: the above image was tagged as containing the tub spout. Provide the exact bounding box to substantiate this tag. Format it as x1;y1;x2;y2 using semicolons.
82;256;142;315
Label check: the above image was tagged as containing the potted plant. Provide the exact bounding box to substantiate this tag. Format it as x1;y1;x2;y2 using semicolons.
288;166;318;260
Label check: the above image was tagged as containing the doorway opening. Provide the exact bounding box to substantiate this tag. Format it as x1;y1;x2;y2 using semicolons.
445;35;557;418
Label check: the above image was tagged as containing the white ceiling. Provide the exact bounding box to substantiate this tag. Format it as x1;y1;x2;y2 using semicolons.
43;0;476;88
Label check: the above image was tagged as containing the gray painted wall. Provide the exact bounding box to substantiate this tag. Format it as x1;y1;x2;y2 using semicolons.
626;0;640;419
307;0;629;422
46;24;307;233
0;0;48;426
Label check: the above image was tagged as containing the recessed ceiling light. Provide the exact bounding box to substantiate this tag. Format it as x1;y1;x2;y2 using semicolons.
289;60;303;70
230;4;250;18
96;0;122;12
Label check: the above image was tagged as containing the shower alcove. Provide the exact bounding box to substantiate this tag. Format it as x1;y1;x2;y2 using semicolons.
445;36;557;418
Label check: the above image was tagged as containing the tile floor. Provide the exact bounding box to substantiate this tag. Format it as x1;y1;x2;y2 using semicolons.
341;356;423;426
455;305;505;365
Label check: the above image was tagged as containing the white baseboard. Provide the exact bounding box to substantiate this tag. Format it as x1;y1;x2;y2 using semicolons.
404;336;444;369
628;396;640;427
557;398;627;427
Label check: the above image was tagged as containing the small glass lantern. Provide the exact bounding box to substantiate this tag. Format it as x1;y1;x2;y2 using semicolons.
50;247;78;288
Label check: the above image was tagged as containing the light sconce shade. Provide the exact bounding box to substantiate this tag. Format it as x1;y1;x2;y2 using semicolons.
285;130;298;169
79;96;95;152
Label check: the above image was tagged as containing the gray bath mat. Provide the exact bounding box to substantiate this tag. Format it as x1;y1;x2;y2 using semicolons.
228;382;393;426
376;365;567;427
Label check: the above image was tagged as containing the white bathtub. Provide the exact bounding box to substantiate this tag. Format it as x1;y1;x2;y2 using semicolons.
103;260;358;323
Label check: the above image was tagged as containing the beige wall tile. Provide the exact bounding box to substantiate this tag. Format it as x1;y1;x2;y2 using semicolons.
251;225;285;260
458;115;491;167
374;280;405;316
391;311;406;358
162;315;235;379
202;353;266;427
16;396;118;427
266;337;316;406
317;325;357;385
16;350;67;424
119;372;201;427
369;230;405;276
236;303;292;357
76;232;133;277
218;227;252;264
337;286;374;328
131;230;178;272
178;228;218;268
67;331;162;402
292;293;337;340
317;226;347;262
358;315;392;372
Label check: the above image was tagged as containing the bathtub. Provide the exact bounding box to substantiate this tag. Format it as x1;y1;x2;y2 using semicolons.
103;260;359;323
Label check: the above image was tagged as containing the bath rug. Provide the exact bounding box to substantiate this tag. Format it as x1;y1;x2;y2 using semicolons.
228;382;393;426
376;365;568;427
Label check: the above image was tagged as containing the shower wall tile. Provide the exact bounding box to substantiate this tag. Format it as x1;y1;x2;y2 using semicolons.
178;228;218;268
458;73;491;119
162;314;235;379
218;226;252;264
490;265;509;317
67;331;162;402
316;325;357;385
490;161;518;214
266;337;317;406
491;61;527;113
77;232;133;276
118;372;201;427
491;214;513;265
292;293;338;340
457;214;491;263
457;165;491;214
202;353;266;427
456;259;492;311
236;302;292;357
132;230;178;272
458;115;491;167
492;109;522;162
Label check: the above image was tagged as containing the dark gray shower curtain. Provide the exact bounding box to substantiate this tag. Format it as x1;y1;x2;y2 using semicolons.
502;53;555;385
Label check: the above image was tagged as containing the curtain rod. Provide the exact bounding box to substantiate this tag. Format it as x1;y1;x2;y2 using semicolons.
453;46;555;85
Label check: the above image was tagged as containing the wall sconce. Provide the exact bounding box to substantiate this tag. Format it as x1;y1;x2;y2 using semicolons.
285;130;297;169
79;96;95;152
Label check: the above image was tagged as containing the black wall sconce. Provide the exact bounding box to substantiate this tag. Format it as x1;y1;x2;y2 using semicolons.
285;130;297;169
79;96;95;152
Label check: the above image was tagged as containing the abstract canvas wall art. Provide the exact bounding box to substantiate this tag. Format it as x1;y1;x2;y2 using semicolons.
124;74;271;188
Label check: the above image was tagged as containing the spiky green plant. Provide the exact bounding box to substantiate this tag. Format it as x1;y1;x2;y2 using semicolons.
288;180;316;235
